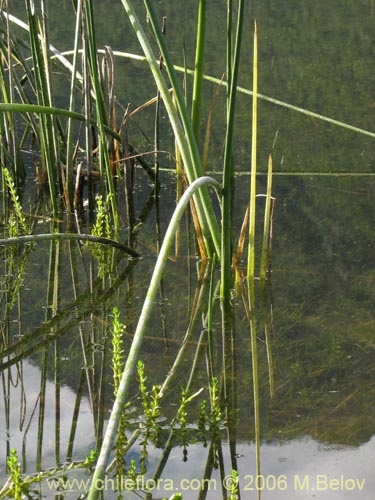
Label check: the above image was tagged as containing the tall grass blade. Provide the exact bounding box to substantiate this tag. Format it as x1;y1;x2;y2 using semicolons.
248;280;261;485
83;0;119;233
25;0;59;214
220;0;245;301
226;0;232;102
259;154;273;280
201;74;224;173
261;281;275;399
65;1;82;211
87;176;220;500
191;0;206;142
247;20;261;485
247;22;258;282
174;94;183;258
0;10;25;183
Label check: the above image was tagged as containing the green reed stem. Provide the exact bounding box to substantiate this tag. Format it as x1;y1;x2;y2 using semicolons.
248;280;261;481
120;0;221;257
0;233;139;256
25;0;59;214
65;1;82;211
0;16;25;183
191;0;206;142
221;0;245;302
247;21;261;483
261;280;275;399
259;154;273;280
247;22;258;282
0;103;121;141
83;0;119;233
87;176;220;500
226;0;232;103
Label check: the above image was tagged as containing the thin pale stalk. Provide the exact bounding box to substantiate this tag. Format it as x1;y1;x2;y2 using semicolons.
247;21;261;485
206;255;218;380
261;280;275;399
87;176;220;500
174;94;183;258
82;23;94;210
159;260;209;396
259;154;273;280
4;10;374;141
248;280;261;484
247;22;258;282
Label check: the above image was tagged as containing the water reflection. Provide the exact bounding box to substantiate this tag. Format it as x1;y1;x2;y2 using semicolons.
2;0;375;495
0;360;95;475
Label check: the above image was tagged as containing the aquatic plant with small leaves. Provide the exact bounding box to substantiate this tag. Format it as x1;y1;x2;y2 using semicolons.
228;469;239;500
3;167;29;237
127;459;138;483
137;360;162;440
5;449;22;500
87;195;113;278
208;377;222;439
111;307;128;479
112;307;126;395
208;377;222;467
1;449;98;498
177;386;189;461
137;360;162;473
198;399;208;446
1;167;33;312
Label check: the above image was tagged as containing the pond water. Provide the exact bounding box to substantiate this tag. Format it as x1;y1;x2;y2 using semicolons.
1;1;375;499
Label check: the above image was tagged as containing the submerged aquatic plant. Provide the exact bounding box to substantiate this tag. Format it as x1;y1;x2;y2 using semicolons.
137;360;162;473
3;2;273;498
88;176;221;498
138;360;162;439
1;167;33;312
112;306;126;395
228;469;239;500
111;307;128;480
87;195;114;278
2;167;30;237
5;449;22;500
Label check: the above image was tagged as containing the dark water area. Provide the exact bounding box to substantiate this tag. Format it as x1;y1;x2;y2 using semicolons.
1;1;375;499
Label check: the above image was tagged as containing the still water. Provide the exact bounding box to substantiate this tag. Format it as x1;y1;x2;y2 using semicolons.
1;0;375;499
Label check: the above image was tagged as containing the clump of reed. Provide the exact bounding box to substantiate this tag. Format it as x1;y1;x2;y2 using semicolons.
87;2;276;496
1;1;275;498
0;1;155;228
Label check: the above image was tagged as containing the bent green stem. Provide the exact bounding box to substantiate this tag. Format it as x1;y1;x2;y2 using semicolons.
87;176;220;500
0;233;139;256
